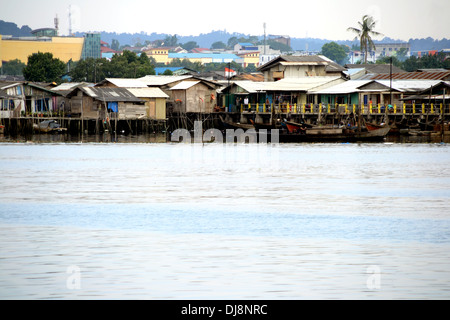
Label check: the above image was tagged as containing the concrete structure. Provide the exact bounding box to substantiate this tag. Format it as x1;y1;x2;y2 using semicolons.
0;34;84;67
374;42;411;60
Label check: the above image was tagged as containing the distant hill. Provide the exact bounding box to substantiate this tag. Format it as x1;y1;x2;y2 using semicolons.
2;19;449;53
0;20;32;36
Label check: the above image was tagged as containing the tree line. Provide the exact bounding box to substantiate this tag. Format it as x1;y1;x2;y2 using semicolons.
2;49;258;83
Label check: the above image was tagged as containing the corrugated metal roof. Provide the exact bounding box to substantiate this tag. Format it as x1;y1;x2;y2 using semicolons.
370;80;443;92
138;75;193;86
370;71;450;80
170;81;201;90
311;80;372;94
127;87;169;98
80;87;143;102
230;77;343;93
313;79;443;95
100;78;148;88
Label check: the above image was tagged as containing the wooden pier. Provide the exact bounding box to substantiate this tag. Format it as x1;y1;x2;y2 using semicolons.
1;103;449;136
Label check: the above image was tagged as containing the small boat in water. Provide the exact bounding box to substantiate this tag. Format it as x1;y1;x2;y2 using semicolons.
365;122;386;131
283;120;313;133
33;120;67;133
278;126;391;143
219;115;254;130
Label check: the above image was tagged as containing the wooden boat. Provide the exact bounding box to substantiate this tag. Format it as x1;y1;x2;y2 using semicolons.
278;126;391;143
219;115;254;130
33;120;67;133
249;119;282;130
365;122;385;131
283;120;313;133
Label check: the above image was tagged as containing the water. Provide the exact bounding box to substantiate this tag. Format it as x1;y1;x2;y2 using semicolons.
1;139;450;299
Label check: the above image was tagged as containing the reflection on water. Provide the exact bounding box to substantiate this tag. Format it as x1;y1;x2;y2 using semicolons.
0;140;449;299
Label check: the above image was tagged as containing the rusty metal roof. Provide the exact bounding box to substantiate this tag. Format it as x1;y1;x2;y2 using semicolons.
370;71;450;80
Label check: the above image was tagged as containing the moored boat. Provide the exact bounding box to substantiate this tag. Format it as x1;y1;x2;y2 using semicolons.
219;115;254;130
33;120;67;133
278;126;391;143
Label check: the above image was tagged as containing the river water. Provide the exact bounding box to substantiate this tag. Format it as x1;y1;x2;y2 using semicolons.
0;134;449;299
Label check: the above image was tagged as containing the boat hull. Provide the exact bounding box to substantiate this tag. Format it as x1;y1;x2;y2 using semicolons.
278;126;391;143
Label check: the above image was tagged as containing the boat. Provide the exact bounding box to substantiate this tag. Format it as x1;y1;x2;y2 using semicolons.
249;119;282;130
283;120;313;133
33;120;67;133
278;126;391;143
219;115;254;130
365;122;385;131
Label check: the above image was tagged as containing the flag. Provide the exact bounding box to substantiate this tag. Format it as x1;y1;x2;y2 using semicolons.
225;67;236;78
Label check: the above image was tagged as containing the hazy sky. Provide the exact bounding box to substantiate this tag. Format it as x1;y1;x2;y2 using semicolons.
1;0;449;40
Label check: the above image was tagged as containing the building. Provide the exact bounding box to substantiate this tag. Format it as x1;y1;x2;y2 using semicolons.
139;75;221;113
221;76;344;112
142;47;170;64
258;55;346;81
95;78;169;120
81;33;101;60
0;81;62;117
311;79;445;107
344;64;406;80
64;86;146;120
0;32;101;67
236;51;260;68
170;80;218;113
374;42;410;60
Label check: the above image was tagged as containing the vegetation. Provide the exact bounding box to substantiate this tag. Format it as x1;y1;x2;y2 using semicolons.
321;42;349;65
23;52;66;83
347;15;383;64
1;59;26;76
69;51;155;82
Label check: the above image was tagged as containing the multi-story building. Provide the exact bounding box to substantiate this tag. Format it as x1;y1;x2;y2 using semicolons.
0;30;101;67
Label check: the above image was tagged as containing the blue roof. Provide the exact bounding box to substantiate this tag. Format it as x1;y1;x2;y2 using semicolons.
154;67;184;75
238;43;255;47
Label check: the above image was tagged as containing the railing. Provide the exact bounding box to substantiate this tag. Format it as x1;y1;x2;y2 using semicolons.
232;103;450;115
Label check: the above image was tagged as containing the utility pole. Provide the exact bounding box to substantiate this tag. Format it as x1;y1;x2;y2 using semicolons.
263;23;267;55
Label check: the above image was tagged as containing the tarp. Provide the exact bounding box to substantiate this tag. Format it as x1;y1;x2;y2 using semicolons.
108;102;118;113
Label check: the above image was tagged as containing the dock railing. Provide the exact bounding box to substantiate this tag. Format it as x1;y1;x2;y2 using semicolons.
235;103;449;115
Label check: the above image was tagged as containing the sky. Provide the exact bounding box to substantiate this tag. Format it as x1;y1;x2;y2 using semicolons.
1;0;449;41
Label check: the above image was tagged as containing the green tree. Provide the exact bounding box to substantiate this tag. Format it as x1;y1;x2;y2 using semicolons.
376;56;403;68
163;35;178;47
401;52;450;71
211;41;227;50
23;52;66;83
1;59;26;76
111;39;120;51
181;41;198;51
70;58;108;82
347;15;383;63
321;42;348;65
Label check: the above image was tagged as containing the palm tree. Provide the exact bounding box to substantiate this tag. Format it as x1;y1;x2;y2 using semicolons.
347;15;383;63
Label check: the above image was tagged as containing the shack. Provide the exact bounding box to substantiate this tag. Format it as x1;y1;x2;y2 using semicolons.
127;87;169;120
65;86;145;120
170;80;218;113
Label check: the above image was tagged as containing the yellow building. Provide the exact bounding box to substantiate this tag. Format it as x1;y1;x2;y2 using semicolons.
237;51;260;68
142;47;170;65
0;34;84;67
